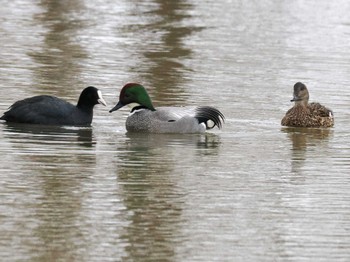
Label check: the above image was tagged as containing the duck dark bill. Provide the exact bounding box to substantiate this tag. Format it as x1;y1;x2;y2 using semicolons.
109;101;125;113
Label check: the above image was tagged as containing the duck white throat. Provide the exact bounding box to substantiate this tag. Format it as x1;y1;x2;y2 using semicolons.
128;102;146;116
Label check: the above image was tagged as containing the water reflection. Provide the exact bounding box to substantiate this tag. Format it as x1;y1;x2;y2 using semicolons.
282;127;332;174
195;133;221;156
129;0;201;105
29;0;87;95
282;127;332;151
3;123;94;147
2;122;96;175
1;123;96;260
1;0;350;260
33;170;88;261
116;134;181;261
115;133;220;260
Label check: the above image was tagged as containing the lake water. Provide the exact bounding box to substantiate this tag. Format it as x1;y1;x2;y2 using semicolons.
0;0;350;261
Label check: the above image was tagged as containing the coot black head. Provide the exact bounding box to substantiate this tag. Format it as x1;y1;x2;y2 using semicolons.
77;86;107;109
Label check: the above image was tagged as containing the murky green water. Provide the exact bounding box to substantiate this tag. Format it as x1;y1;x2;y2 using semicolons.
1;0;350;261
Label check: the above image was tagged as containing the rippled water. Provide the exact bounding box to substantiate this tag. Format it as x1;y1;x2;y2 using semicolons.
1;0;350;261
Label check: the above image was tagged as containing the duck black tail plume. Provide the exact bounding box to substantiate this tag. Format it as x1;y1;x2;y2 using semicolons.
195;106;225;129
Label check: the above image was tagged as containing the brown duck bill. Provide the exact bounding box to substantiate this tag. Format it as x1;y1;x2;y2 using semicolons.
109;101;125;113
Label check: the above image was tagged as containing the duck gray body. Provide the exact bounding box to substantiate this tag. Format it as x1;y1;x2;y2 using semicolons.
126;106;223;133
281;82;334;128
110;83;225;133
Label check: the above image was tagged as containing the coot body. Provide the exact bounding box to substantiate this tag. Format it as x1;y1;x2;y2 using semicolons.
0;86;107;126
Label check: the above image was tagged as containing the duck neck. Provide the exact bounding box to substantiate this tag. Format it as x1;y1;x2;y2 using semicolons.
131;105;149;113
138;92;156;111
294;99;308;107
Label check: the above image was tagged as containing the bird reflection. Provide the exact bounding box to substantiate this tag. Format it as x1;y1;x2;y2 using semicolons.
281;127;332;174
116;133;180;261
126;0;203;105
3;122;94;147
115;131;220;261
1;121;96;261
29;0;87;96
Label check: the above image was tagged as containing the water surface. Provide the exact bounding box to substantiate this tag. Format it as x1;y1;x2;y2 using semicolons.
0;0;350;261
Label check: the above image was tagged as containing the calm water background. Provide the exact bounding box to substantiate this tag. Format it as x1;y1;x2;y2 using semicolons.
0;0;350;261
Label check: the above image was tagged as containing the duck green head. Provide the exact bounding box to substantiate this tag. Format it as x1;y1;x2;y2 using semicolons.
291;82;309;106
109;83;156;113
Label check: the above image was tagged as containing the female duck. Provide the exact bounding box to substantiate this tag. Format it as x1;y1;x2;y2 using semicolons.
109;83;225;133
281;82;334;127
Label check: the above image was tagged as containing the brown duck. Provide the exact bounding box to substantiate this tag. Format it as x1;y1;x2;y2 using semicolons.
281;82;334;127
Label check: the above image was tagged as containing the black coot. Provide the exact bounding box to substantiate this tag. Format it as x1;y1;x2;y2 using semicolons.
0;86;107;126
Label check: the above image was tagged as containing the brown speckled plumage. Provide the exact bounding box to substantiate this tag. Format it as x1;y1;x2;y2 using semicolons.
281;82;334;128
